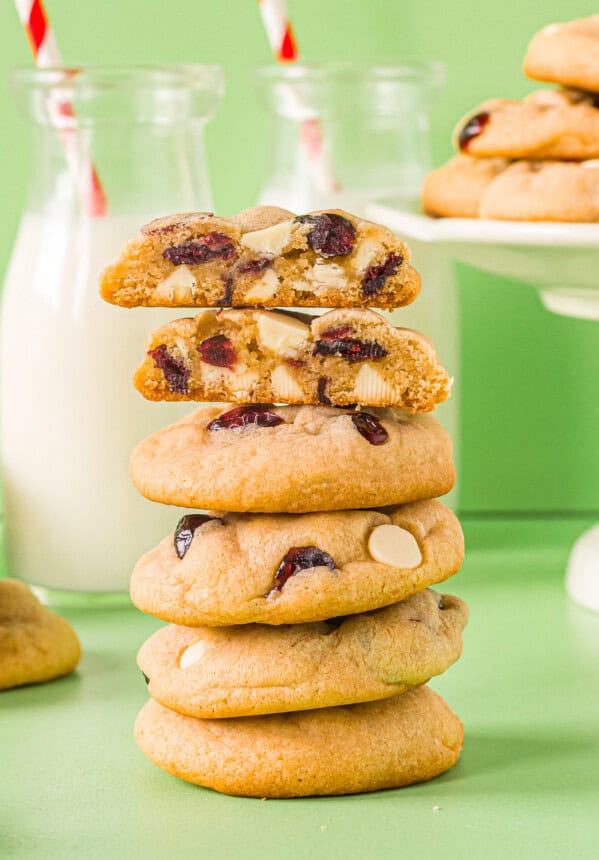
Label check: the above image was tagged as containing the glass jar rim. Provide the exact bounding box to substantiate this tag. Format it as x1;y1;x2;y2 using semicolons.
256;59;445;87
13;63;224;93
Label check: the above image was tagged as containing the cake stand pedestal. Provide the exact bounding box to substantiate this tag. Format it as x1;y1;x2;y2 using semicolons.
368;204;599;613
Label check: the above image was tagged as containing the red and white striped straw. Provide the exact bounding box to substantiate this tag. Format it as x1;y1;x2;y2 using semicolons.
14;0;107;217
257;0;340;194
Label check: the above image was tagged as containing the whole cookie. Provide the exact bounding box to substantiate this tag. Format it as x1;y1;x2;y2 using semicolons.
454;89;599;160
138;590;468;718
134;686;463;797
480;159;599;222
130;499;464;625
524;16;599;93
423;155;599;222
0;579;80;690
130;404;455;513
422;155;509;218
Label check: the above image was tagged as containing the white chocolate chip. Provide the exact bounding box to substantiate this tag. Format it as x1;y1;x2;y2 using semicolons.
257;311;310;355
179;640;206;669
353;238;382;273
368;524;422;569
244;268;279;301
353;364;398;403
542;23;561;35
582;160;599;169
270;364;304;400
308;262;347;289
240;221;293;255
228;369;258;396
155;265;196;301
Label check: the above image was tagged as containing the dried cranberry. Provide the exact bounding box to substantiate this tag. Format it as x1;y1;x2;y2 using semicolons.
207;404;284;432
237;257;272;275
351;412;388;445
142;671;150;685
361;253;403;298
197;334;237;369
285;357;307;369
163;232;235;265
296;213;356;257
148;344;190;394
268;546;337;594
457;111;490;151
216;276;233;307
313;338;387;363
174;514;217;559
319;325;354;340
317;376;332;406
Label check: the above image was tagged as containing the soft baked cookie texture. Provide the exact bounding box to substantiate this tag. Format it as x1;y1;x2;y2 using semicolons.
0;579;80;690
524;15;599;93
137;590;469;718
130;499;464;626
100;206;421;310
134;307;451;412
129;404;455;513
134;686;464;797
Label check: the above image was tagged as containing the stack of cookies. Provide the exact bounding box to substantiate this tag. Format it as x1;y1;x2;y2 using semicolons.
100;206;468;798
423;14;599;222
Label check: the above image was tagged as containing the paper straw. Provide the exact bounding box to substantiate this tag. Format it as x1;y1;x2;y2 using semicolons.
257;0;340;194
14;0;107;216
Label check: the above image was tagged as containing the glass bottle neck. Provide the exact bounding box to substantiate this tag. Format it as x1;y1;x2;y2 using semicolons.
24;119;214;219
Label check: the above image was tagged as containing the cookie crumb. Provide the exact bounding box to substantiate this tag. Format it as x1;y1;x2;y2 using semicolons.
432;805;442;812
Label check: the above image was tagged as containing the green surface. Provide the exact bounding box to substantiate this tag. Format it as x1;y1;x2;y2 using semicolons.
1;0;599;513
2;517;599;860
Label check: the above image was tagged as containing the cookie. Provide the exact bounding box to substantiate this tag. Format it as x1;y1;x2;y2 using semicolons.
100;207;420;310
134;307;451;413
138;589;468;718
130;499;464;626
453;88;599;160
0;579;80;690
130;405;455;513
524;16;599;94
422;155;510;218
134;685;463;797
423;155;599;222
480;159;599;222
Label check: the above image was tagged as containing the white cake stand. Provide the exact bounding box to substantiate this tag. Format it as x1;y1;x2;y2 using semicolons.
368;203;599;612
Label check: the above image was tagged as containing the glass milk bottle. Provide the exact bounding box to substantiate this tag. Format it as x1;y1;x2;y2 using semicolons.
1;65;224;602
255;62;459;500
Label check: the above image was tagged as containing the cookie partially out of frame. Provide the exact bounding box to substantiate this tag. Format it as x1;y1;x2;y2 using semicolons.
129;405;455;514
0;579;80;690
454;89;599;160
138;590;468;718
134;307;451;413
524;15;599;94
423;155;599;222
100;206;420;310
134;686;463;797
130;499;464;626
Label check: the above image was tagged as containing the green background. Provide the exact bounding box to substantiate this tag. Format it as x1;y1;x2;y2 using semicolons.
1;0;599;513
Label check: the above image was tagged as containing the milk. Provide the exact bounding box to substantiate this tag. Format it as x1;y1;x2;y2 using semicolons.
1;213;187;593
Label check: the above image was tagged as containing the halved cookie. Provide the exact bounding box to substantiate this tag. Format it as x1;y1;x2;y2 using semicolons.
129;405;455;513
130;499;464;626
138;590;468;717
134;308;451;412
0;579;80;690
134;686;464;797
100;206;420;310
